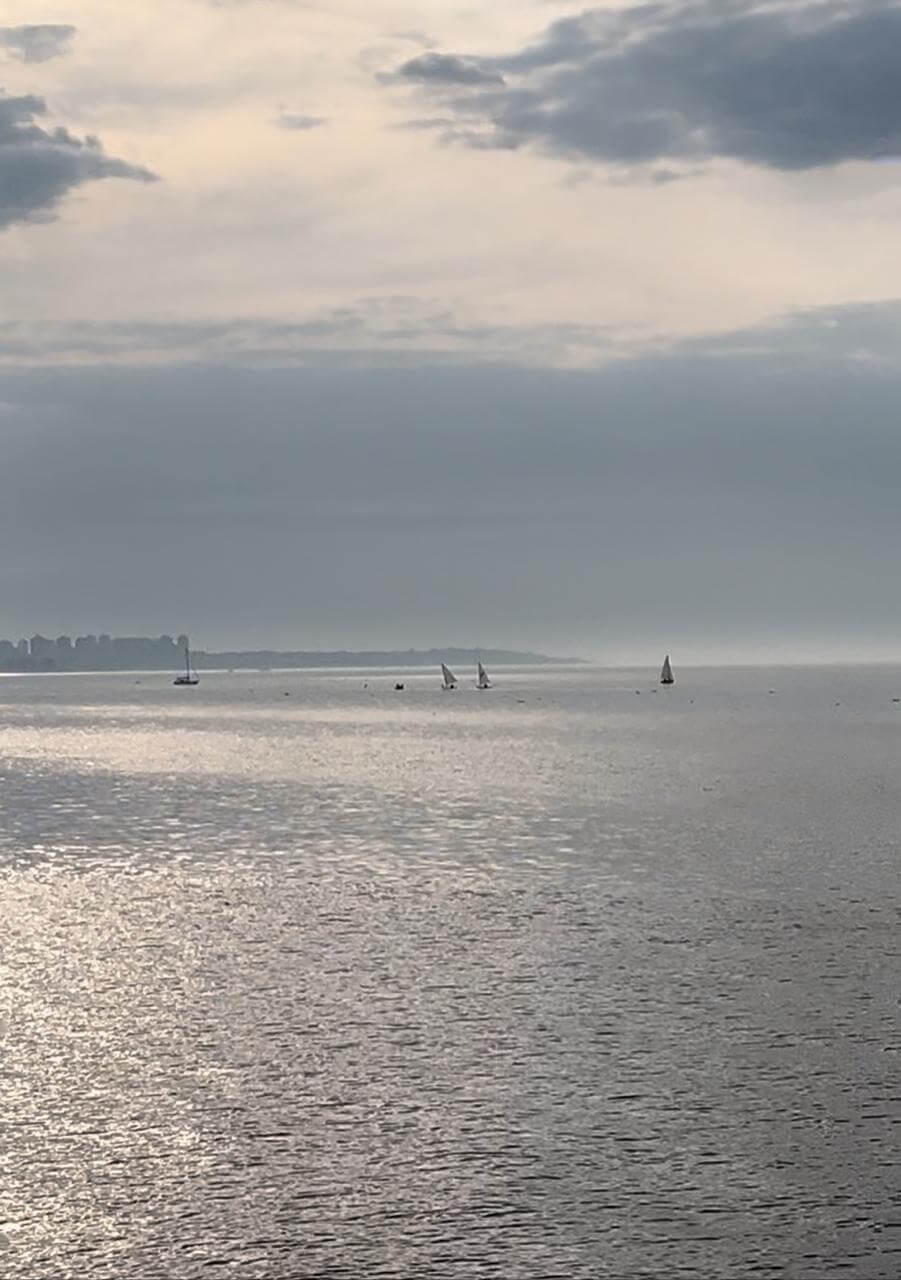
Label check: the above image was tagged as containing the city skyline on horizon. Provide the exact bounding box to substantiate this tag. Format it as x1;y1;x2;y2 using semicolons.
4;626;901;671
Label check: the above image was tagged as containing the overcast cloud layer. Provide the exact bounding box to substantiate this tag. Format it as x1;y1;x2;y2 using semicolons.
3;334;901;663
1;0;900;658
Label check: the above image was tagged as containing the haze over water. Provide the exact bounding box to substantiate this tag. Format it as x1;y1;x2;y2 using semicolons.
0;664;897;1278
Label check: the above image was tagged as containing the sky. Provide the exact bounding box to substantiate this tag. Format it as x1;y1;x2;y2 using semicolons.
2;0;901;662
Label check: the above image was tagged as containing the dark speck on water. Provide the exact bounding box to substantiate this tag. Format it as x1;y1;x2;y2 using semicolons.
0;665;897;1279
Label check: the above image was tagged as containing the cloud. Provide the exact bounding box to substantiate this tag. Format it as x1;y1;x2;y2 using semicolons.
275;111;327;130
391;52;505;87
390;116;455;132
675;298;901;368
5;295;901;371
0;298;619;368
0;93;158;230
384;1;901;172
0;24;75;63
387;30;433;49
204;1;310;6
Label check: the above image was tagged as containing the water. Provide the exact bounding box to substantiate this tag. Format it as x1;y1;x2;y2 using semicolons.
0;665;897;1278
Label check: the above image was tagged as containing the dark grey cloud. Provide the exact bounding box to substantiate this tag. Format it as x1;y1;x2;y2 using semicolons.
384;0;901;171
0;24;75;62
0;93;157;230
3;298;901;658
391;52;505;87
276;111;327;130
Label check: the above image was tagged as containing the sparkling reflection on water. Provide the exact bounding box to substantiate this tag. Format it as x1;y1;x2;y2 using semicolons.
0;667;898;1278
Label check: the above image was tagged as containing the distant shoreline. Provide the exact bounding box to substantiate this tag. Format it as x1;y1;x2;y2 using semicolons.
0;646;581;673
194;648;580;671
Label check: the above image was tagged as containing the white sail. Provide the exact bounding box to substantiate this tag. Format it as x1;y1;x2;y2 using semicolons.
660;654;674;684
441;662;457;689
477;661;491;689
174;642;199;686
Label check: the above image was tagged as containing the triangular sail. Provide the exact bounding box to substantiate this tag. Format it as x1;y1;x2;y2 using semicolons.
174;640;200;685
477;661;491;689
441;662;457;689
660;654;674;684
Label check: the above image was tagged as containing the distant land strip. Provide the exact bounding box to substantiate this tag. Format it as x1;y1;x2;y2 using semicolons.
0;634;578;672
197;648;578;671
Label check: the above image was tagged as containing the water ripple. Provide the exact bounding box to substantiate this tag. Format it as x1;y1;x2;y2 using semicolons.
0;669;897;1277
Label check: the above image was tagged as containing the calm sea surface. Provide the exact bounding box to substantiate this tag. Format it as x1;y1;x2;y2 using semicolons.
0;665;898;1278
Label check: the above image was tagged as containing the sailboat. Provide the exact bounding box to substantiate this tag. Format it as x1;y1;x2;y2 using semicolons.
174;642;200;686
476;660;491;690
660;654;674;685
441;662;457;690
